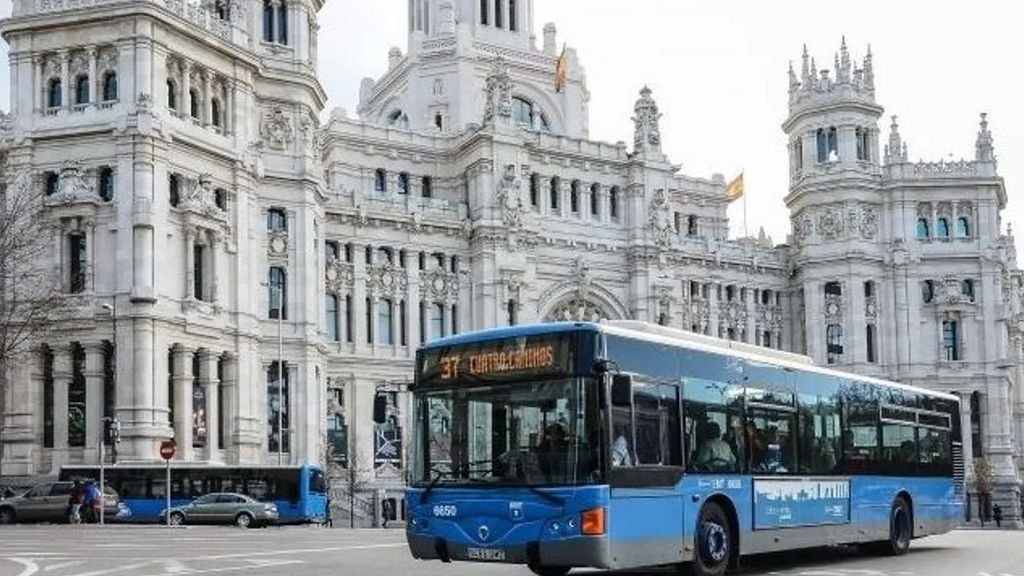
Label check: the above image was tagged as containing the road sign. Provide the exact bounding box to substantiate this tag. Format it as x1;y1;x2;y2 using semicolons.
159;440;176;461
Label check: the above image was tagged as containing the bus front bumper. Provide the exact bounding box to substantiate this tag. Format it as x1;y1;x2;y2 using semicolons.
407;532;611;569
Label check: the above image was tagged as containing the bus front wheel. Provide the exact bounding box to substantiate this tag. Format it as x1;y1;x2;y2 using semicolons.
691;502;732;576
528;566;569;576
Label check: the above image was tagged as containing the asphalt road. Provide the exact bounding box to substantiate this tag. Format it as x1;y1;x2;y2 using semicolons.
0;526;1021;576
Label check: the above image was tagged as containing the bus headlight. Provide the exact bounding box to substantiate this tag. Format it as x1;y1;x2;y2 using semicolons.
580;508;606;536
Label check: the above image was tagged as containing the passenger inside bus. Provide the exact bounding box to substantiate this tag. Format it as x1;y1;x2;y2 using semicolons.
611;425;632;467
693;421;737;472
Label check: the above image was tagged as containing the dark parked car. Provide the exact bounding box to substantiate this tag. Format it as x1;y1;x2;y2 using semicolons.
159;493;279;528
0;481;124;524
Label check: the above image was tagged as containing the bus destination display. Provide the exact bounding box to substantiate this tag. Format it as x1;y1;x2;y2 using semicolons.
418;335;574;386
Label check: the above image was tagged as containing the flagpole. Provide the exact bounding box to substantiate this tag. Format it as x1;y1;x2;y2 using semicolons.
743;188;748;239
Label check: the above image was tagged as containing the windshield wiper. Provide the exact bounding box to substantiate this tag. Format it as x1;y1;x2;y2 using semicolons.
420;462;467;504
523;484;565;506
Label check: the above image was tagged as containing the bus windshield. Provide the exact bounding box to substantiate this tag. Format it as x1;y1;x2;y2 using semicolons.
413;378;603;487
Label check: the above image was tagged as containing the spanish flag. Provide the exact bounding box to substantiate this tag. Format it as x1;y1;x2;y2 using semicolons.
725;173;744;202
554;44;568;93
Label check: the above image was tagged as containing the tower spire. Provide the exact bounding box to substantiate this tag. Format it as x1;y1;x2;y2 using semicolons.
863;45;875;91
976;112;995;162
801;44;810;83
886;115;905;164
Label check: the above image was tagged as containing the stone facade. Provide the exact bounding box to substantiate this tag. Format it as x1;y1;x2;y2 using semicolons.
1;2;1021;525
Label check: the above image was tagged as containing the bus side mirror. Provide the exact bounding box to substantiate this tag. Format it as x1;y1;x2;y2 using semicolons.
611;375;633;408
373;395;387;424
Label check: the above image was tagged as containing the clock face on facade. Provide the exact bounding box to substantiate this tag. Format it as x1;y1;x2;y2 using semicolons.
433;276;446;293
326;267;338;281
826;301;841;317
270;236;286;254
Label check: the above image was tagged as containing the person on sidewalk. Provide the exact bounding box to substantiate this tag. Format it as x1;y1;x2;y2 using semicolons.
81;480;99;523
68;481;84;524
324;497;333;528
993;504;1003;528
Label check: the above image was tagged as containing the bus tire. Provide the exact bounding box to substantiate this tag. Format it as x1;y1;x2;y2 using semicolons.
865;497;912;556
0;506;15;525
691;502;732;576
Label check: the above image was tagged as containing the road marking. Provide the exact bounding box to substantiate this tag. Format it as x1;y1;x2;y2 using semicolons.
8;559;40;576
44;562;84;572
65;563;150;576
195;542;405;561
158;560;191;574
131;560;304;576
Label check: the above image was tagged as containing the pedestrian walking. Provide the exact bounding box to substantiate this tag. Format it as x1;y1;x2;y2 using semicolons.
994;503;1003;528
81;480;98;523
382;499;392;529
68;481;84;524
323;497;333;528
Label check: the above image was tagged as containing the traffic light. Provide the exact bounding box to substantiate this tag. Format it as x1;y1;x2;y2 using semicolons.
104;417;122;445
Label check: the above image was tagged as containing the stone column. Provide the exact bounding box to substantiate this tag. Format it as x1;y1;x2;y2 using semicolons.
960;391;976;484
353;244;368;352
202;72;212;126
210;232;220;304
181;62;192;118
171;345;195;460
221;353;238;460
185;227;196;300
59;50;70;110
87;47;98;106
33;57;43;112
707;282;720;338
83;342;105;460
224;81;234;135
745;287;756;345
201;350;220;461
52;345;71;451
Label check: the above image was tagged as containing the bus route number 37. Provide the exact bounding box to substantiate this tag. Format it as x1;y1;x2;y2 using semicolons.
433;505;458;518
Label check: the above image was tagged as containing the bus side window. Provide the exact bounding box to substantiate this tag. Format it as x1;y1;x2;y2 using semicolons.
683;377;743;474
796;374;842;475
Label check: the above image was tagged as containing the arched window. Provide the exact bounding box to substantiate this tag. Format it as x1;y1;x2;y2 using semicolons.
387;109;408;129
374;169;387;193
816;129;827;163
856;127;870;161
397;173;410;195
793;138;803;172
937;217;950;238
268;266;287;319
916;218;930;239
277;0;289;45
189;88;199;118
75;75;90;105
102;71;117;102
211;98;222;128
962;279;975;302
325;294;339;342
508;0;517;31
570;180;580;213
44;171;59;196
214;188;228;211
512;96;550;132
956;217;970;237
267;207;287;232
549;177;559;210
98;167;114;202
263;0;274;42
168;173;181;207
609;186;620;219
590;183;600;216
827;127;838;161
167;79;177;110
48;78;63;108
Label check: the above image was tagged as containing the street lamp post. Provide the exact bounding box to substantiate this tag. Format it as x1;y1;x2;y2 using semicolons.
99;301;116;526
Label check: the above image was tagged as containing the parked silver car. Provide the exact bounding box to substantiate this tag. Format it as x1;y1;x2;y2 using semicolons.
0;481;123;524
159;493;278;528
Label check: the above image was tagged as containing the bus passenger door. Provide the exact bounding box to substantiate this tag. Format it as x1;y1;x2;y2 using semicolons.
607;377;686;569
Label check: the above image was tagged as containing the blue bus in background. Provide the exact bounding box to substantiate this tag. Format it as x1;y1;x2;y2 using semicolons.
403;322;963;576
60;463;327;524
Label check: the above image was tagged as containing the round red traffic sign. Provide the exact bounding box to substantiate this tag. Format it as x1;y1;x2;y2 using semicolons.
159;439;176;461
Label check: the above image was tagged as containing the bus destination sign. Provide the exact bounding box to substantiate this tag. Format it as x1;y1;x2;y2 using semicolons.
418;334;575;387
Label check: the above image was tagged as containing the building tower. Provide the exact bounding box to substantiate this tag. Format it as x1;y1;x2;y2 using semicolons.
783;39;885;373
0;0;326;474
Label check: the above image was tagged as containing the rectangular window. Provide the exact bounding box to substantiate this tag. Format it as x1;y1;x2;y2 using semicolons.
795;375;841;475
508;0;517;31
634;383;682;466
421;176;433;198
68;345;86;447
866;324;877;364
419;301;427;344
826;324;843;365
69;234;87;293
550;179;559;210
366;298;373;343
325;295;339;342
400;301;408;346
345;295;354;343
942;320;960;361
429;302;444;340
103;343;116;444
267;362;290;453
43;349;54;448
494;0;503;27
268;267;286;319
193;245;205;301
480;0;488;25
683;376;743;474
378;299;393;345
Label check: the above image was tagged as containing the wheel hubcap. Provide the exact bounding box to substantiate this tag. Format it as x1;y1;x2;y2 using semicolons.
701;521;729;564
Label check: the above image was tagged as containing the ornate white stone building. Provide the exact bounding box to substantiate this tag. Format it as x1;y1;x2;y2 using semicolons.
1;0;1021;524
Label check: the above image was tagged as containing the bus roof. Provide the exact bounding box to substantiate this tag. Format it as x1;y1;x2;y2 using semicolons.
418;321;959;403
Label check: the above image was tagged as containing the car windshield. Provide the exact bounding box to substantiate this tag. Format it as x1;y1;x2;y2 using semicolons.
413;378;603;487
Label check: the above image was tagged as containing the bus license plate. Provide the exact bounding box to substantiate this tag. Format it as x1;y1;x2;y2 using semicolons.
466;547;506;561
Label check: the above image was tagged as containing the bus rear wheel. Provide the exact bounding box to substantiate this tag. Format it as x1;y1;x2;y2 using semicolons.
691;502;732;576
866;497;912;556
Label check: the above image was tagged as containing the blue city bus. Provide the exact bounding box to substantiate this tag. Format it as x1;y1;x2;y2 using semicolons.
403;322;963;576
59;463;327;524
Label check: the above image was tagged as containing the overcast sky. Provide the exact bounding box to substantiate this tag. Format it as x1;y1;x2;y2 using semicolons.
3;0;1022;248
